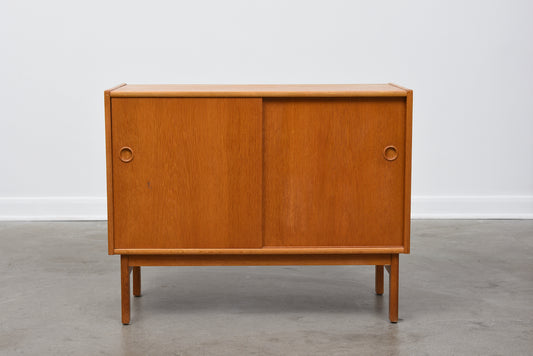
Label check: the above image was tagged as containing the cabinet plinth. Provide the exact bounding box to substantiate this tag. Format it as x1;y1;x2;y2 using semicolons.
105;83;413;324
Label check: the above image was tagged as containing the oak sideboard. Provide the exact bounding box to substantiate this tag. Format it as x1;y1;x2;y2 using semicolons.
104;84;413;324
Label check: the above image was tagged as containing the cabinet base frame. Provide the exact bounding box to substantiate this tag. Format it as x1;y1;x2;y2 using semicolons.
120;253;399;324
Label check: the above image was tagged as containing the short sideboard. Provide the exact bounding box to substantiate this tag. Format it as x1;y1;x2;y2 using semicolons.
104;84;413;324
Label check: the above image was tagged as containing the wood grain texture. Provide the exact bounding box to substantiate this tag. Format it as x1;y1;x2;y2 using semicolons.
264;98;406;247
110;84;408;98
106;84;413;324
111;98;262;249
105;83;126;255
128;254;392;266
114;247;404;255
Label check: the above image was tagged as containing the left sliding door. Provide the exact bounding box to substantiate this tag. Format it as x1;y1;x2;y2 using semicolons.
111;98;262;249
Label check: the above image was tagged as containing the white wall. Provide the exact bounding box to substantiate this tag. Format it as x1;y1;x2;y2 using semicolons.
1;0;532;219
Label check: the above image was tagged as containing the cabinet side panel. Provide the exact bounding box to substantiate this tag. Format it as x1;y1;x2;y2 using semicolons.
264;98;406;248
112;98;262;249
105;84;126;255
403;91;413;253
104;92;114;254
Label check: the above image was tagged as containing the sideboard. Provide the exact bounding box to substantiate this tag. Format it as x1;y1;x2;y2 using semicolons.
104;84;413;324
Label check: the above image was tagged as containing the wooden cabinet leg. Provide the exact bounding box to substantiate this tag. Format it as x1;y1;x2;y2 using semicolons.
121;255;131;325
133;266;141;297
375;265;384;295
389;254;399;323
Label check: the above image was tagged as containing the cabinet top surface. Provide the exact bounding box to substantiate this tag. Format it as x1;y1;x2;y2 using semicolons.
108;84;410;98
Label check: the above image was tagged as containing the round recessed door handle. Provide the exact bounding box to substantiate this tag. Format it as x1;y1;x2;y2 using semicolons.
383;146;398;161
119;147;133;163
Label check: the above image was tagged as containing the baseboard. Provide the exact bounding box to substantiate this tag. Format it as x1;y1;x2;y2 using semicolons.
0;197;107;221
0;196;531;221
411;195;533;219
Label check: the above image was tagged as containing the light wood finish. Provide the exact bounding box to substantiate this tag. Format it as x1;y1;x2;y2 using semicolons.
132;267;141;297
389;254;399;323
388;83;411;92
264;98;406;247
106;83;412;324
120;255;130;325
105;83;126;254
375;265;384;295
111;98;262;249
403;90;413;253
111;84;408;98
127;254;392;267
114;247;404;255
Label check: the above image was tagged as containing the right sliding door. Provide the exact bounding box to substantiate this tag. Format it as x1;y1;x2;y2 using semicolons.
263;98;407;247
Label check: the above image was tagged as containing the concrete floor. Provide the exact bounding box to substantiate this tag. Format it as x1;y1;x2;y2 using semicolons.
0;221;532;355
